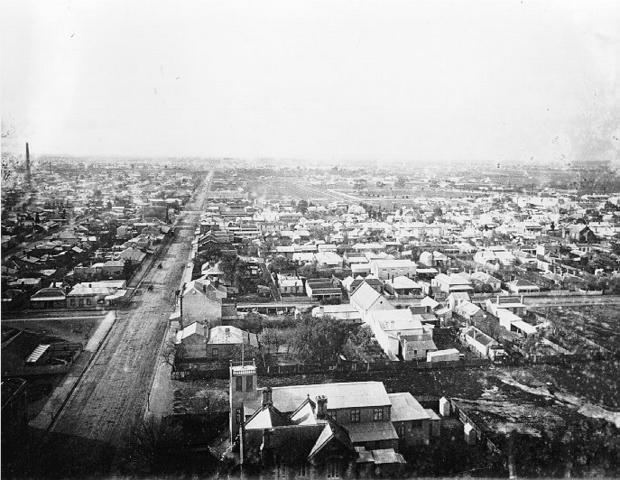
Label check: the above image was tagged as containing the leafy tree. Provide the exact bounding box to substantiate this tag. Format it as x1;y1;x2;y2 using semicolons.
126;407;222;475
258;327;290;366
342;325;376;361
289;314;353;366
236;312;264;332
298;262;317;278
219;254;239;285
270;255;295;273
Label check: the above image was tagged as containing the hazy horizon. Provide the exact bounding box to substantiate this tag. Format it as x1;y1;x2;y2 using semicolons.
2;0;620;165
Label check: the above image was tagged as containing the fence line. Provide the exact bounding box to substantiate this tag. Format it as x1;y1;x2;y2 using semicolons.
172;349;616;380
174;357;492;380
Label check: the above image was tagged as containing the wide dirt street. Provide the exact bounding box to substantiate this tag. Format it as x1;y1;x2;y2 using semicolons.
32;172;211;477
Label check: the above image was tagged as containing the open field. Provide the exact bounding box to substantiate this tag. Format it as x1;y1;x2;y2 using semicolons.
2;316;103;345
538;304;620;354
2;315;104;416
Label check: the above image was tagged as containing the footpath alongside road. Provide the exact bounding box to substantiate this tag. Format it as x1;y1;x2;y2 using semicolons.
29;311;117;431
146;173;212;421
145;258;195;420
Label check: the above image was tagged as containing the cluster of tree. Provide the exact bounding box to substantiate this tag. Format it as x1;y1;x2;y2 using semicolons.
269;255;297;273
341;325;378;362
239;312;297;333
222;255;266;295
257;314;356;367
125;413;222;475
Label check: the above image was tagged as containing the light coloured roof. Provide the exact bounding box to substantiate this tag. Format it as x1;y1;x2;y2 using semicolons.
105;290;127;300
308;423;334;459
428;348;460;358
512;320;537;335
68;284;112;296
435;273;472;285
368;309;423;332
355;447;375;464
30;288;66;301
316;304;359;313
424;408;441;421
417;267;439;274
371;448;406;465
389;276;422;289
201;262;225;275
244;405;290;430
350;282;385;311
456;301;481;317
208;325;258;346
272;381;391;413
420;296;439;309
10;277;41;285
346;421;399;443
371;259;416;268
388;392;429;422
176;321;206;342
450;291;470;300
290;400;318;426
496;308;521;323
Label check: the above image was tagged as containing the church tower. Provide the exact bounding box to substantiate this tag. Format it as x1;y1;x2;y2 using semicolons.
229;360;259;442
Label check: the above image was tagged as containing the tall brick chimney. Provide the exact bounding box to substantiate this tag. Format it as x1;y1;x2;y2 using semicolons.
25;142;31;185
262;387;273;407
316;395;328;419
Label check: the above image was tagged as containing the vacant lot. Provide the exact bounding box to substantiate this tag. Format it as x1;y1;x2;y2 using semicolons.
2;316;103;346
541;305;620;354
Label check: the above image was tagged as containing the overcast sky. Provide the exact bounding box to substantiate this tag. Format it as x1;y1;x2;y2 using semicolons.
2;0;619;164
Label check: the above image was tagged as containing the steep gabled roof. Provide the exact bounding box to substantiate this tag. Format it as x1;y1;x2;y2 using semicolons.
307;417;355;461
244;404;291;430
175;322;206;342
350;282;388;312
290;396;317;425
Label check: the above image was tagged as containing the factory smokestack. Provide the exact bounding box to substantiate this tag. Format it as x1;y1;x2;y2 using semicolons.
25;142;31;185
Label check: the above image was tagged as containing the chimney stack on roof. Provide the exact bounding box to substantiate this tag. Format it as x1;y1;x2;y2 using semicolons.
316;395;328;419
262;387;273;407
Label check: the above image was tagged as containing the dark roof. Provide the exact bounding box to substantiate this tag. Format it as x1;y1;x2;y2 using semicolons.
267;424;325;464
